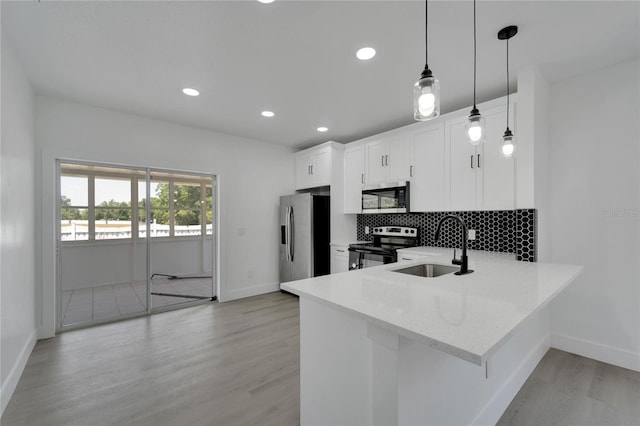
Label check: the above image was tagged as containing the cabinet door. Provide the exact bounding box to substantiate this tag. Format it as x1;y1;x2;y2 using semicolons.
331;246;349;274
397;253;425;262
387;135;412;181
411;124;445;212
448;118;478;211
344;145;364;213
365;139;388;184
295;153;312;190
478;105;515;210
312;147;332;187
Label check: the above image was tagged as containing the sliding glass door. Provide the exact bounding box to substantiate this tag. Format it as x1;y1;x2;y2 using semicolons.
57;161;216;330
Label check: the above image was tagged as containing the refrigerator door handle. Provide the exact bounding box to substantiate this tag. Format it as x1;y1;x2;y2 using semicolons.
288;206;294;261
285;207;291;262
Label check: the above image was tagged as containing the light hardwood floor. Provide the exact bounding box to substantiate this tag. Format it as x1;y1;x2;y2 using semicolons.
3;291;639;426
3;292;300;426
497;347;640;426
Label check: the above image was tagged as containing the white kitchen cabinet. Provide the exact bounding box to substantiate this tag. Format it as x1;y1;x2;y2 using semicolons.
344;144;364;214
295;145;332;190
410;123;446;212
447;104;515;211
397;252;425;262
365;135;412;184
331;245;350;273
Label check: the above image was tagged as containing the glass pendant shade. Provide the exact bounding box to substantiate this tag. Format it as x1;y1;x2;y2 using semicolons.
466;108;485;145
501;128;515;157
414;68;440;121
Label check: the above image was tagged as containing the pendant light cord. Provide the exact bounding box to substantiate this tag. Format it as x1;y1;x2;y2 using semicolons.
473;0;477;108
425;0;429;67
506;37;510;128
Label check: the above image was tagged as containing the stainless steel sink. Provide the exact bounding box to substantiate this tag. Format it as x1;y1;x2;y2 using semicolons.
391;263;459;278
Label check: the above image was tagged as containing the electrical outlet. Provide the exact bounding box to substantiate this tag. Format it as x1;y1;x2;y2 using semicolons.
468;229;476;240
365;226;370;234
238;227;246;236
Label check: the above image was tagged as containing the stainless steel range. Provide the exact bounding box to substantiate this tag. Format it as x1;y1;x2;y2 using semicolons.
348;226;419;270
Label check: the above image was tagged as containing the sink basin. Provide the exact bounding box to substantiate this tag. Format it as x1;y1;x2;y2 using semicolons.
391;263;459;278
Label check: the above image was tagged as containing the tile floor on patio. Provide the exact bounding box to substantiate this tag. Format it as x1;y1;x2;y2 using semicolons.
61;277;213;327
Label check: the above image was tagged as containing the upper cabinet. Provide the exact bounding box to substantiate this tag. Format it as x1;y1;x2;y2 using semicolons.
295;144;333;190
344;144;365;214
447;103;515;211
410;123;446;212
365;136;412;184
336;95;518;214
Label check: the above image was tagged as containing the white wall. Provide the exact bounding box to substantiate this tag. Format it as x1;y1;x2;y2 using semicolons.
0;35;38;414
36;96;294;337
548;59;640;371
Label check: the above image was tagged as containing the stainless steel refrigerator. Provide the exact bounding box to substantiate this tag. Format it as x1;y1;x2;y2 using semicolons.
279;193;330;283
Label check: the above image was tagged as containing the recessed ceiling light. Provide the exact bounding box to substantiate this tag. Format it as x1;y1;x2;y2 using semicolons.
261;111;275;117
257;0;274;3
317;127;329;132
182;88;200;97
356;47;376;61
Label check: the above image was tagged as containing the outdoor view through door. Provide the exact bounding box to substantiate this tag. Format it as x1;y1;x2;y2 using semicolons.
58;161;216;329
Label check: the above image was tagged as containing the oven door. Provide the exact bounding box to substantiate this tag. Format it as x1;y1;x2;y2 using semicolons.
348;249;396;270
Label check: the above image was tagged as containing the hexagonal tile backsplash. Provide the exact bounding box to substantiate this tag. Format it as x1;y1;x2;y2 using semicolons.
356;209;537;262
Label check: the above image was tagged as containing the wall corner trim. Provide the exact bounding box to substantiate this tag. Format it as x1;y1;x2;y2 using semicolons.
1;329;38;416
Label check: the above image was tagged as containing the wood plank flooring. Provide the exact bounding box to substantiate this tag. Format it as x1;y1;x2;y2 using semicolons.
497;348;640;426
3;291;639;426
2;292;300;426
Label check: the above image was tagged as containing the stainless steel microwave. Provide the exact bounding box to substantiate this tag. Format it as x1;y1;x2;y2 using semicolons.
361;181;410;214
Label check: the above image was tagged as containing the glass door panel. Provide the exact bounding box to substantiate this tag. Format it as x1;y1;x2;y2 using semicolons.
58;162;148;328
149;171;215;310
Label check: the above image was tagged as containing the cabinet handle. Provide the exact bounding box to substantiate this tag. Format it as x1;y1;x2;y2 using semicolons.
385;155;389;166
477;154;480;168
308;165;311;175
410;165;413;177
337;249;345;253
361;173;365;184
470;155;474;169
310;165;313;174
381;156;384;166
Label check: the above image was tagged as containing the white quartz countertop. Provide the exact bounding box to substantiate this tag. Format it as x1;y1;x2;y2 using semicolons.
281;247;583;365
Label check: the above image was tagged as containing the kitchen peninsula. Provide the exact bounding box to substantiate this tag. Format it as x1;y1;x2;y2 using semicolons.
281;248;582;426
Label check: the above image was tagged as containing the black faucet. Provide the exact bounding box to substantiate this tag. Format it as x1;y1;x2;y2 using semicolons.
434;215;473;275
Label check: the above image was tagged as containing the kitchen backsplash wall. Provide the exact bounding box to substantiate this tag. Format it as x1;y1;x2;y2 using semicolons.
356;209;537;262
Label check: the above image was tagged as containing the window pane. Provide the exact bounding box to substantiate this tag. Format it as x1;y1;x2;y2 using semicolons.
95;211;132;239
150;209;170;237
60;210;89;241
61;175;88;206
175;210;201;236
205;185;213;235
95;177;131;208
150;181;169;209
138;180;147;207
174;182;202;210
138;209;147;238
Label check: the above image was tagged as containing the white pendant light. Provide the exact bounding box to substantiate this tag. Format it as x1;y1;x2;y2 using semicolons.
498;25;518;158
414;0;440;121
465;0;484;145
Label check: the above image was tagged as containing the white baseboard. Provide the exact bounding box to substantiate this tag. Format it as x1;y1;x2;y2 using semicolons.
1;329;38;416
552;333;640;372
220;281;281;302
472;334;550;426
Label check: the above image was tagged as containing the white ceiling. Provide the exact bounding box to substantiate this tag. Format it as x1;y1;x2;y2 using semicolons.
3;1;639;150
